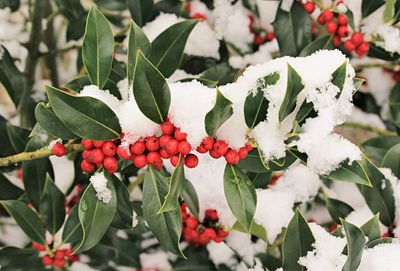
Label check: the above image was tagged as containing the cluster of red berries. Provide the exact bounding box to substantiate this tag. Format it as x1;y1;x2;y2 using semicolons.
181;203;229;246
248;15;275;46
80;139;120;174
32;242;79;268
197;136;252;165
117;120;200;169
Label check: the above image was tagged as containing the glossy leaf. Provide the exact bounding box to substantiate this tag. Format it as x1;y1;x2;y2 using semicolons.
0;173;23;200
382;143;400;178
295;100;316;125
366;237;393;248
341;219;365;271
110;174;134;229
361;0;385;18
299;35;334;56
361;213;381;243
82;7;114;88
128;0;154;27
332;60;347;98
390;83;400;129
282;209;315;271
279;64;304;121
205;88;233;137
75;181;117;253
233;221;267;242
224;164;257;232
149;20;198;77
142;166;184;256
0;247;42;269
133;50;171;124
326;160;372;186
362;136;400;165
46;85;121;140
39;174;66;234
383;0;396;22
62;205;83;245
325;197;354;224
6;123;30;153
181;179;199;217
0;45;23;106
0;200;46;244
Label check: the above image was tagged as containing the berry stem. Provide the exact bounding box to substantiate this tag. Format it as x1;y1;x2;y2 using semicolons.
0;143;83;167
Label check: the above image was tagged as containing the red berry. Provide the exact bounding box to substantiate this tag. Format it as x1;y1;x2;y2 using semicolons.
178;141;191;155
238;147;248;159
337;14;348;25
53;258;66;268
103;157;118;173
225;149;240;164
52;143;66;157
174;128;187;141
254;34;264;45
69;255;80;262
245;144;253;152
161;120;175;135
265;32;275;41
333;35;342;47
170;155;181;167
81;160;95;173
196;145;208;153
102;141;117;157
147;152;161;165
186;216;199;229
42;255;53;266
133;154;147;168
381;232;390;238
81;139;93;149
214;140;229;156
184;228;198;242
217;228;229;238
82;150;93;162
322;10;334;21
54;250;65;260
355;42;369;56
117;146;131;160
325;21;337;33
130;141;146;155
317;14;326;24
198;232;210;245
185;154;199;168
159;135;172;147
191;12;207;21
343;39;356;52
209;150;222;159
32;241;46;251
93;140;105;148
159;148;171;159
91;149;105;164
153;160;164;170
351;32;364;46
165;139;179;155
269;174;283;186
205;209;219;221
213;236;224;243
337;25;349;37
145;136;160;151
203;228;217;240
201;137;215;151
304;1;315;13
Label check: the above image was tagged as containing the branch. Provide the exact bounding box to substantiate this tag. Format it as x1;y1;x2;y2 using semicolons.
0;144;83;167
339;121;397;136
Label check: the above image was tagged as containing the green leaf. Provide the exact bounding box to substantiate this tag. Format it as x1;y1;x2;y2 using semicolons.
0;247;42;269
133;50;171;124
341;219;365;271
46;85;121;140
34;102;77;139
39;174;66;234
127;19;151;86
382;143;400;178
182;179;199;216
361;0;385;18
0;45;23;106
159;157;186;213
62;205;83;245
332;60;348;98
110;174;134;229
299;35;334;56
200;63;238;86
223;164;257;232
362;136;400;165
295;100;317;126
273;1;312;56
149;20;198;78
368;43;400;61
361;213;381;243
0;0;20;11
282;209;315;271
0;173;23;200
366;237;393;248
383;0;396;22
325;197;354;224
353;78;365;92
0;200;46;244
6;123;30;153
75;181;117;253
325;160;372;186
142;166;184;256
390;83;400;129
82;7;114;88
233;221;267;242
205;88;233;137
279;64;304;122
244;72;279;129
128;0;154;27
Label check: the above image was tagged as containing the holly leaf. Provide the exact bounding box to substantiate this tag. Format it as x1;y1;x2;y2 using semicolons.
205;88;233;137
62;205;83;245
332;60;347;98
325;160;372;186
361;213;381;243
362;0;385;18
181;179;199;217
299;35;334;56
128;0;154;27
382;143;400;178
279;64;304;122
0;45;23;106
325;197;354;224
341;219;365;271
0;173;23;200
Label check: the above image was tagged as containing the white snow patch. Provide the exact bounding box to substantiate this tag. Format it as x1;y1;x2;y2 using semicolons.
89;172;112;204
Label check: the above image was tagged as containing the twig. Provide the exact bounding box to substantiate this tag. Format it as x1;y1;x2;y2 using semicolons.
0;144;83;167
339;121;397;136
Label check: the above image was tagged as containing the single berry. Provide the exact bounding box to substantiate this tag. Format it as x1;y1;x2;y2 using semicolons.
159;148;171;159
317;14;326;24
82;150;93;162
203;228;217;240
217;228;229;238
184;228;198;242
351;32;364;46
201;137;215;150
333;35;342;47
213;236;224;243
42;255;53;266
381;232;391;238
337;14;348;25
178;141;191;155
53;259;66;268
214;140;229;156
170;155;183;167
32;242;46;251
303;1;315;13
238;147;248;159
103;157;118;173
254;34;264;45
161;120;175;135
225;149;240;164
130;141;146;155
355;41;369;56
81;139;93;150
165;139;179;155
69;255;80;262
117;146;131;160
185;154;199;168
265;32;275;41
153;160;164;170
205;209;219;221
196;145;208;153
102;141;117;157
269;174;283;186
325;21;337;33
54;250;65;260
147;152;161;165
91;149;105;164
337;25;349;37
209;150;222;159
198;232;210;245
245;144;253;152
93;140;105;148
81;160;95;173
322;10;334;21
174;128;187;141
52;143;66;157
159;135;172;147
191;12;207;21
145;136;160;151
343;39;356;52
186;216;199;229
133;154;147;168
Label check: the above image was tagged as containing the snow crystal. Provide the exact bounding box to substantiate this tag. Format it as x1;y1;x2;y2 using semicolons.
89;172;112;204
117;78;130;101
375;24;400;54
207;241;237;267
168;69;196;83
225;231;255;265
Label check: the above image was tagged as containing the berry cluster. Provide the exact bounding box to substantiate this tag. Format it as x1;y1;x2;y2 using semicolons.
196;136;252;165
248;15;275;46
181;203;229;246
32;242;79;268
80;139;119;174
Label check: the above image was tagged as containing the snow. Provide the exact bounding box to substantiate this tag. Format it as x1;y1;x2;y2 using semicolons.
375;24;400;54
49;156;75;194
132;210;138;228
139;250;171;270
345;205;375;228
358;241;400;271
89;172;112;204
168;69;196;83
347;107;386;129
280;0;294;12
48;138;62;148
79;85;121;113
229;41;277;69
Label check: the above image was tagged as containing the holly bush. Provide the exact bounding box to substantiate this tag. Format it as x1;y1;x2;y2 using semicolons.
0;0;400;270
